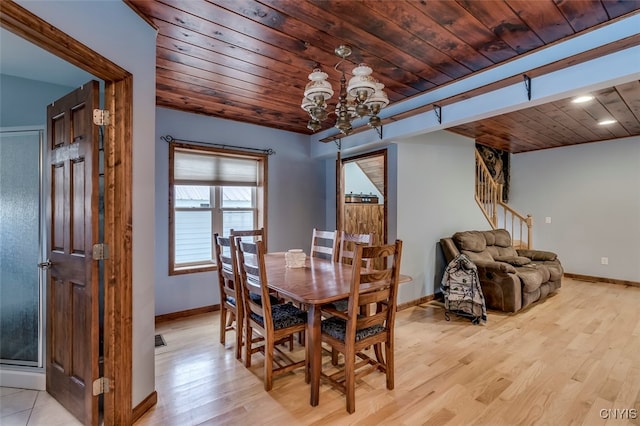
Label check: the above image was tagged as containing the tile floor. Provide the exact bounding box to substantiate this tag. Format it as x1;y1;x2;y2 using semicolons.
0;387;81;426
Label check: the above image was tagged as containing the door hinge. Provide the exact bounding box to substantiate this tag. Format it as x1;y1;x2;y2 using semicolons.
92;377;110;395
92;243;109;260
93;109;110;126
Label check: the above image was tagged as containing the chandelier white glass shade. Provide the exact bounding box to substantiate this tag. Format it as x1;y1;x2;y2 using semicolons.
302;45;389;135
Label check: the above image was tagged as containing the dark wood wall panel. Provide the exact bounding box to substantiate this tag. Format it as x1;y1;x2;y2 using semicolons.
52;114;65;148
344;204;384;269
72;159;86;255
51;277;68;371
344;204;384;246
71;104;87;143
52;164;65;251
71;281;86;382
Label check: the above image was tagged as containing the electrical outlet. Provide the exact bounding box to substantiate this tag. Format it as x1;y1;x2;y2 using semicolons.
545;217;552;224
601;257;609;265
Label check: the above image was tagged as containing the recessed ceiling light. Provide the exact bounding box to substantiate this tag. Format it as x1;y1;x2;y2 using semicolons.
598;119;617;126
572;95;594;103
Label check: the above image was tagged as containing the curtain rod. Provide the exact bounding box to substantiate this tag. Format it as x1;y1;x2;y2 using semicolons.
161;135;275;155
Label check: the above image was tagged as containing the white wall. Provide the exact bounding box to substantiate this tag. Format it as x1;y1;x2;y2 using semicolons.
16;0;158;407
154;108;325;315
396;131;489;301
510;137;640;282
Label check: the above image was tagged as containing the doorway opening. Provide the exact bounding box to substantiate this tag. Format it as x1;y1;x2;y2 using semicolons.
339;149;388;256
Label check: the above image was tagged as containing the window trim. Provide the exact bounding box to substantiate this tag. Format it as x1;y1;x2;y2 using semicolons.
169;142;268;275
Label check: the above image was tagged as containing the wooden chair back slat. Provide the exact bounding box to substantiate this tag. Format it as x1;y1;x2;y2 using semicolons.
231;228;264;243
338;231;373;267
310;228;338;262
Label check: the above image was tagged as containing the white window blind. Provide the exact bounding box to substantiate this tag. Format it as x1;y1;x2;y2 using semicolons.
174;148;258;186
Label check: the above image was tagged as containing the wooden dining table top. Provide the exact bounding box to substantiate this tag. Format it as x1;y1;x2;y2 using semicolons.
264;252;411;305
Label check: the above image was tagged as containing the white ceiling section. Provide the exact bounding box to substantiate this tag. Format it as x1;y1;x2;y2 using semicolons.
0;27;94;87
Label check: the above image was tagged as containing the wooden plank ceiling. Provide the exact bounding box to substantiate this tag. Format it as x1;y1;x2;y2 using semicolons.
448;80;640;153
126;0;640;153
355;155;385;195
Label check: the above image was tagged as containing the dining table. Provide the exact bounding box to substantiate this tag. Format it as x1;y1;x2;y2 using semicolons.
264;251;411;407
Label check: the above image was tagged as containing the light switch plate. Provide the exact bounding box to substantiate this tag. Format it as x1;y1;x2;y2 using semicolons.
545;217;552;224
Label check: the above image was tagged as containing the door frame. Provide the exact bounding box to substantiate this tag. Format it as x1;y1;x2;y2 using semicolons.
1;2;133;424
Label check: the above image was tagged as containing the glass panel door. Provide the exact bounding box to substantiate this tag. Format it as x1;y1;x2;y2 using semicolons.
0;129;43;367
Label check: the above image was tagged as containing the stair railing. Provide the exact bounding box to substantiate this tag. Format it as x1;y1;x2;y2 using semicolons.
475;150;533;249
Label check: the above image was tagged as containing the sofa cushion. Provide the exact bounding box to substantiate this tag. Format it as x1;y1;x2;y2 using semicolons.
496;246;518;257
515;267;544;292
482;230;496;246
461;249;493;262
453;231;486;252
494;256;532;266
493;229;512;247
485;245;498;258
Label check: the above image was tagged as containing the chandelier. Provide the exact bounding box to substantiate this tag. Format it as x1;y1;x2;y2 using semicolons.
302;45;389;135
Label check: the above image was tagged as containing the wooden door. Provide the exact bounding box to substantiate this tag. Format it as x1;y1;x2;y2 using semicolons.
46;81;100;426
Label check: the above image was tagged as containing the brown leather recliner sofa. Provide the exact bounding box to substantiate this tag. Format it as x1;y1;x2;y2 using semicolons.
440;229;562;313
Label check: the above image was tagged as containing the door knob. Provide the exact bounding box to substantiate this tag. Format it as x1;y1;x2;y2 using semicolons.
38;259;53;269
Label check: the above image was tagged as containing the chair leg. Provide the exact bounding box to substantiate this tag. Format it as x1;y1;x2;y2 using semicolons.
244;321;253;368
219;306;226;345
264;339;274;391
235;310;243;360
345;350;356;414
385;340;394;390
331;348;339;365
304;329;310;384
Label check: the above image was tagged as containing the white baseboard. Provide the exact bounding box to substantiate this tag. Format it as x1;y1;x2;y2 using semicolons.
0;368;45;390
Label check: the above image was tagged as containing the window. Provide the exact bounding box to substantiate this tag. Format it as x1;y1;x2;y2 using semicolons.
169;143;267;275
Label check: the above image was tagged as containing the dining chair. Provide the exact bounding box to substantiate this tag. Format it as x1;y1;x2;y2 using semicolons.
237;240;309;391
319;240;403;413
328;231;375;362
310;228;338;262
213;233;244;360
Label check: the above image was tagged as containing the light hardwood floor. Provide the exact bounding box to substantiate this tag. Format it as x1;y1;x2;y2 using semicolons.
136;278;640;425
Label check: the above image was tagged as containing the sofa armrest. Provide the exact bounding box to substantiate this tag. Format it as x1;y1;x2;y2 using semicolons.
439;238;460;264
516;249;558;261
474;260;517;274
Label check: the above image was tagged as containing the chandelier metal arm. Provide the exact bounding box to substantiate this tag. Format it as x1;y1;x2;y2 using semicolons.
303;45;388;136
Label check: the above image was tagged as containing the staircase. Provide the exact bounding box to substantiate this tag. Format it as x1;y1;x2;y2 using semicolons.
475;150;533;249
